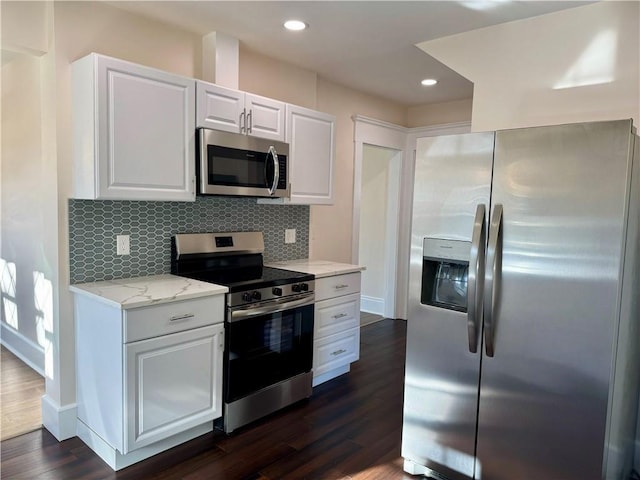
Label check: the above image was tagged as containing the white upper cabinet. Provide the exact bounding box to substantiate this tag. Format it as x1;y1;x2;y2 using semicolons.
286;104;336;205
258;104;336;205
72;53;196;201
245;93;286;141
196;81;285;142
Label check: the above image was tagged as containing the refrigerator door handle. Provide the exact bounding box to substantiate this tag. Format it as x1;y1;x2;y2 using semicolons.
467;203;486;353
484;203;503;357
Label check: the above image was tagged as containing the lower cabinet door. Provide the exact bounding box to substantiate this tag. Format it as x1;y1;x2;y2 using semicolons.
124;323;223;453
313;326;360;377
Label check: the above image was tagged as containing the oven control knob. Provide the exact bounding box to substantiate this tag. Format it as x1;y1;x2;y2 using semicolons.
251;291;262;301
272;287;283;296
242;292;252;302
292;284;301;293
300;283;309;292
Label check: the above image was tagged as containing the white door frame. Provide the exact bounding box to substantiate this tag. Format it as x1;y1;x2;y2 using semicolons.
352;115;471;319
352;116;409;319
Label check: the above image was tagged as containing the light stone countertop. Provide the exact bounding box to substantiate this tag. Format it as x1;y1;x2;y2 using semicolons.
267;259;365;278
69;274;228;309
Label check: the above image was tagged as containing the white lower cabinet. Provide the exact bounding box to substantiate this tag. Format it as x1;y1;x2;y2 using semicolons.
314;323;360;377
313;274;362;386
75;294;224;470
125;324;223;452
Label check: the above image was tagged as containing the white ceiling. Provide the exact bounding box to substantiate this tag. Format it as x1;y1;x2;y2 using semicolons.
107;1;594;107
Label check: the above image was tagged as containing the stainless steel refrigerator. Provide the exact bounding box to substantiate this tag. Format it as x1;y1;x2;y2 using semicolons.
401;119;640;480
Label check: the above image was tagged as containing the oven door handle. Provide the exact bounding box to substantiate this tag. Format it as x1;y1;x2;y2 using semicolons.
229;294;315;322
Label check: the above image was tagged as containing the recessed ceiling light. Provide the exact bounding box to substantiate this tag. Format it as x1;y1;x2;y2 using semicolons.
284;20;307;31
421;78;438;86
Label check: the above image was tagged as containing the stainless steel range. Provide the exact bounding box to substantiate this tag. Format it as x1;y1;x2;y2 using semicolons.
171;231;314;433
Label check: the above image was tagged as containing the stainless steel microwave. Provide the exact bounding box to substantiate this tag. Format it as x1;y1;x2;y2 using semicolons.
197;128;290;198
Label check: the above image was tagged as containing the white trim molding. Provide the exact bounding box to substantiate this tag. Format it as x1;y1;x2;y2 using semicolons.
42;394;77;441
1;323;45;376
352;116;409;320
361;295;384;316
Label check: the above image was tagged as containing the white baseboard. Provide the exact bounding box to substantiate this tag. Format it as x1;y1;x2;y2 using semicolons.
42;394;77;441
312;364;350;387
77;419;213;470
1;323;45;376
360;295;384;316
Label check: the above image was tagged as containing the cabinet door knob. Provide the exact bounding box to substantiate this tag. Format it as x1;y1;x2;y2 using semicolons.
169;313;195;322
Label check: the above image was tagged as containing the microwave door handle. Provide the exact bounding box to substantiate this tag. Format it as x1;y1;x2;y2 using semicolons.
266;146;279;195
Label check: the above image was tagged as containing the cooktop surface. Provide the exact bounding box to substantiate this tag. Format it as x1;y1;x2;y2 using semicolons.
180;266;313;293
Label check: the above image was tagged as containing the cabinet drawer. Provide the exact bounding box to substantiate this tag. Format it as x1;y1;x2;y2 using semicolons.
125;295;224;343
315;293;360;339
313;326;360;377
315;272;361;301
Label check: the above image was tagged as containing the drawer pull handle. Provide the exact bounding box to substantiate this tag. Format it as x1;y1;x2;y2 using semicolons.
331;348;347;356
333;313;348;319
169;313;195;322
335;284;349;289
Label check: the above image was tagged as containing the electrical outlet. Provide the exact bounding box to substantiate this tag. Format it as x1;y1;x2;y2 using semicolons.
116;235;130;255
285;229;296;244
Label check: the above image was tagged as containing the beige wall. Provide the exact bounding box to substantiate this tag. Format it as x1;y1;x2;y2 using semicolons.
418;1;640;131
236;49;413;264
1;52;49;372
54;2;202;76
0;0;206;435
1;1;49;55
239;47;318;109
1;1;61;403
408;98;472;128
237;48;408;263
359;145;393;301
312;77;407;263
50;0;203;417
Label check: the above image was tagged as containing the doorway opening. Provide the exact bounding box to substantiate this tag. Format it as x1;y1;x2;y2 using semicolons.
358;145;402;318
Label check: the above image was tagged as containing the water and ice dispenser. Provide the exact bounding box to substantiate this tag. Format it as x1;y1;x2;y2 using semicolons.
421;238;470;312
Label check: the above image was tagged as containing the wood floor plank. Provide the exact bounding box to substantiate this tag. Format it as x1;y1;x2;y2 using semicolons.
0;319;410;480
1;346;45;441
184;441;296;480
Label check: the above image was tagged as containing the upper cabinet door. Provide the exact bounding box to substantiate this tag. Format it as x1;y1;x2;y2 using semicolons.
195;81;244;134
286;104;336;205
72;53;196;201
196;82;285;142
245;93;285;142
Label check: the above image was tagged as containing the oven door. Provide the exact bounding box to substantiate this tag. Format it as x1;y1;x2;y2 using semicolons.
225;294;314;404
198;128;290;198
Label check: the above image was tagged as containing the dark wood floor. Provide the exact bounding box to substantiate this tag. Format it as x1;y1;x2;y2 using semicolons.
1;319;414;480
